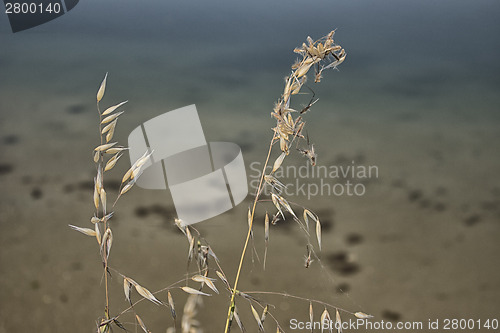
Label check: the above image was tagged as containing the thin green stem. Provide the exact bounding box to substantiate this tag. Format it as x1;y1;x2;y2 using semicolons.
224;131;277;333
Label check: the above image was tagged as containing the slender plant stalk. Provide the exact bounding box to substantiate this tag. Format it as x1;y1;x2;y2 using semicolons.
96;100;110;322
224;30;346;332
224;131;277;333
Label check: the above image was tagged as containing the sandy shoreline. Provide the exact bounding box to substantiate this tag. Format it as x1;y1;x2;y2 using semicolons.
0;79;499;332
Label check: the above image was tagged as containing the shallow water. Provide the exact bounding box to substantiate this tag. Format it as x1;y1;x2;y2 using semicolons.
1;0;499;332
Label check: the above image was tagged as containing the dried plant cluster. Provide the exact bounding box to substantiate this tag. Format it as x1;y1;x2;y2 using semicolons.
70;31;372;333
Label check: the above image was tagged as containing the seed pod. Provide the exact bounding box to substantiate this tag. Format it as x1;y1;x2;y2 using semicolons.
97;73;107;102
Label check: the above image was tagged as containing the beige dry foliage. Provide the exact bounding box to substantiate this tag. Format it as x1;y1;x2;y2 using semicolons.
70;32;374;333
181;286;211;297
96;73;107;102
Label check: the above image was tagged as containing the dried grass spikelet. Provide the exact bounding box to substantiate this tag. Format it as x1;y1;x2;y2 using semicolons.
120;150;152;184
316;218;322;250
100;228;113;260
68;224;96;237
95;165;103;192
93;181;100;210
121;165;134;184
309;301;314;326
247;207;254;238
192;275;219;294
264;212;270;244
131;167;142;180
271;193;284;219
94;142;117;152
97;73;107;102
181;294;203;333
261;304;269;325
180;286;211;297
100;188;107;213
263;212;270;270
104;153;122;172
336;309;342;333
102;100;127;116
304;209;317;225
250;304;264;331
304;244;313;268
174;217;187;235
135;284;162;305
277;195;297;219
135;150;154;168
105;125;116;143
279;136;289;153
216;271;231;290
187;237;196;262
119;179;136;195
207;245;220;264
123;277;132;304
101;119;117;134
303;209;310;231
101;111;124;124
135;314;149;333
95;222;101;245
272;152;286;173
105;147;128;154
233;305;245;332
354;312;373;319
295;61;313;78
101;212;114;223
320;308;332;333
101;119;118;143
98;320;110;333
167;291;176;320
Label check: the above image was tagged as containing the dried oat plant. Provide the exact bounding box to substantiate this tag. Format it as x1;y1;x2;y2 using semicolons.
70;31;373;333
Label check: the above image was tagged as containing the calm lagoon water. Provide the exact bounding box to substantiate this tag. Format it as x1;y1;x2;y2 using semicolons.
0;0;499;332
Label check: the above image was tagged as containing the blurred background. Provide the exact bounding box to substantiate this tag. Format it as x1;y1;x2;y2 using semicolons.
1;0;499;332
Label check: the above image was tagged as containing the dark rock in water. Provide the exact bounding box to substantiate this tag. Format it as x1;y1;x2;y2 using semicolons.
0;163;14;175
31;187;43;199
419;199;431;208
464;214;481;226
59;293;68;303
434;186;448;196
336;282;350;293
133;204;178;232
345;233;364;246
3;135;19;145
391;179;406;188
66;104;87;114
382;310;401;321
70;262;83;271
30;280;40;290
77;180;94;191
63;183;76;193
481;201;499;211
326;251;360;276
135;206;150;217
434;202;446;212
408;189;423;202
